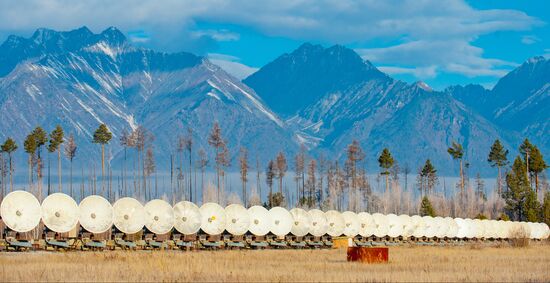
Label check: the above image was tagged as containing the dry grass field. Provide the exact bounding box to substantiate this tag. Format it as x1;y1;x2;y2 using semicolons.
0;243;549;282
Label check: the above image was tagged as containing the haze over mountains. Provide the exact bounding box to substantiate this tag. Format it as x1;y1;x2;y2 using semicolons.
0;27;547;175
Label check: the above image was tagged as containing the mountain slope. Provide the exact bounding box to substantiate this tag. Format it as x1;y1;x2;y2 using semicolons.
0;27;297;170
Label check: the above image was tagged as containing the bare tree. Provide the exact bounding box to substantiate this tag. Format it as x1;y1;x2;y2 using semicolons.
145;146;156;200
239;148;249;207
346;140;365;211
208;122;225;201
184;128;193;201
64;134;77;197
294;146;306;203
119;128;131;196
275;152;287;195
197;148;208;203
266;160;275;207
306;159;317;207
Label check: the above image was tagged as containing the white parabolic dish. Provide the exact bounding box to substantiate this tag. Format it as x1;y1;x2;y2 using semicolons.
411;215;426;238
455;218;467;238
357;212;376;237
373;213;389;237
387;214;403;238
269;207;293;237
325;210;345;237
200;202;226;235
248;205;271;236
79;195;113;234
225;204;250;236
342;211;360;237
308;209;328;237
173;201;201;235
423;216;437;238
41;193;79;233
113;197;146;234
399;214;413;238
0;190;41;232
290;208;311;237
144;199;174;234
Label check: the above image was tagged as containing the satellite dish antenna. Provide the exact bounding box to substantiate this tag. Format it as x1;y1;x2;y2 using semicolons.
248;205;271;236
41;193;79;233
433;217;447;238
411;215;426;238
225;204;250;236
496;220;506;239
144;199;174;234
290;208;311;237
541;223;549;239
526;222;537;239
387;214;403;238
342;211;360;237
79;195;113;234
357;212;376;237
372;213;389;237
490;220;500;239
423;216;437;238
113;197;146;234
473;219;485;238
0;190;41;232
399;214;413;238
445;217;458;238
199;202;226;235
325;210;345;237
269;207;293;237
454;218;467;238
308;209;328;237
464;218;477;239
173;201;202;235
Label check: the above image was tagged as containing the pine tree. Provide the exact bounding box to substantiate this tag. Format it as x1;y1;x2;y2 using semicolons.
48;125;64;192
275;151;287;196
266;160;275;207
528;146;547;194
378;148;394;193
487;139;509;195
208;122;225;201
119;128;131;196
542;191;550;226
92;124;112;195
24;133;37;193
447;141;465;198
239;148;249;207
420;196;436;217
503;156;540;221
32;127;48;199
64;134;77;197
1;137;17;193
519;138;533;183
417;159;437;196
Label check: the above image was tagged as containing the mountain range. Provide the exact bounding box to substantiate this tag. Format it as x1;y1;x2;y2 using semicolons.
0;27;547;176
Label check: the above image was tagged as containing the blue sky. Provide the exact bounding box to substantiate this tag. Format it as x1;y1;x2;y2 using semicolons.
0;0;548;90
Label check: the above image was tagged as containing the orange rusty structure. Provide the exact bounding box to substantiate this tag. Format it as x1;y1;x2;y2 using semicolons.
347;247;389;263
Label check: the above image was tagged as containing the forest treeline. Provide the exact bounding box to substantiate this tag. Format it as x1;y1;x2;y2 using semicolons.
0;122;549;225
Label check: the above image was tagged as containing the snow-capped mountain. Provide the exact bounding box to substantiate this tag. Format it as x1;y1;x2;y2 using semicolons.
245;43;532;174
0;27;296;169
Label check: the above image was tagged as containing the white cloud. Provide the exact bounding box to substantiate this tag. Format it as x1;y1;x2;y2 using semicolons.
521;35;540;45
378;66;438;79
208;53;258;80
0;0;542;79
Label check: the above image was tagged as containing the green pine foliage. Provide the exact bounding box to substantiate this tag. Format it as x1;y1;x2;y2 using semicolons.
48;125;64;153
378;148;394;175
503;156;541;221
420;196;436;217
543;192;550;226
92;124;113;144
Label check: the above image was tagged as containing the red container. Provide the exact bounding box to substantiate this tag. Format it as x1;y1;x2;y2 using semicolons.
347;247;389;263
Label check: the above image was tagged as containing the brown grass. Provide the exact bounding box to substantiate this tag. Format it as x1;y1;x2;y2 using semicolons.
1;244;549;282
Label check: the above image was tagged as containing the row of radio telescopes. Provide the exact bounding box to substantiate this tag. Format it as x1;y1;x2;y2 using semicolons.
1;191;549;240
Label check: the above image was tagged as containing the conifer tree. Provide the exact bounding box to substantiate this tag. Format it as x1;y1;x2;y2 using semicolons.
447;141;465;198
64;134;77;197
378;148;394;193
24;133;37;192
519;138;533;183
48;125;64;192
528;146;547;194
1;137;17;192
119;129;131;195
266;160;275;207
420;196;436;217
208;122;225;200
503;156;540;221
542;191;550;226
487;139;509;195
92;124;112;195
475;173;486;201
306;159;317;207
32;127;48;198
239;148;249;206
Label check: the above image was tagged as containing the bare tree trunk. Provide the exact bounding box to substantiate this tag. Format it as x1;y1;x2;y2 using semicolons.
101;144;105;195
70;161;73;197
58;149;62;192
